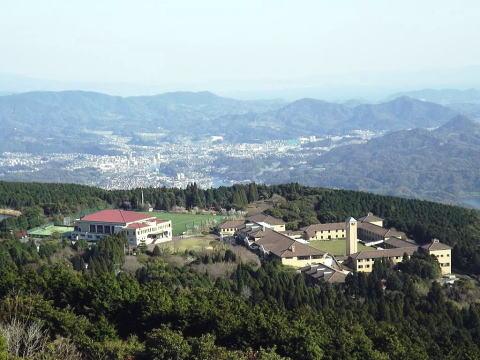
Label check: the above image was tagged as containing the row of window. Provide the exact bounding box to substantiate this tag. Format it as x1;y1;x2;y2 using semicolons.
357;264;371;269
285;254;324;260
89;224;113;234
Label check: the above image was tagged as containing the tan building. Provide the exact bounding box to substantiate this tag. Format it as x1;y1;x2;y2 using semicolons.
421;239;452;275
348;238;452;275
349;247;417;273
218;220;245;236
247;213;286;232
302;222;346;241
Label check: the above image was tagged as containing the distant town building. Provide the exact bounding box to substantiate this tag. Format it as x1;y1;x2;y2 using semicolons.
71;209;172;248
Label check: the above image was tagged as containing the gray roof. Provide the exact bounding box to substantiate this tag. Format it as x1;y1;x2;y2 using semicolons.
358;212;384;223
358;221;405;239
421;239;451;251
384;237;418;249
219;220;245;229
350;246;417;260
299;263;348;284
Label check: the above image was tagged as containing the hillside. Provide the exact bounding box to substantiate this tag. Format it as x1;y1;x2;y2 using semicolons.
304;116;480;202
217;96;457;141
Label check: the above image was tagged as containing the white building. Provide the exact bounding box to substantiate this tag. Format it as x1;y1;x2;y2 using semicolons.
71;209;172;248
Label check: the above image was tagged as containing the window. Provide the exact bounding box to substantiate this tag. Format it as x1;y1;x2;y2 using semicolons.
358;265;363;269
97;225;103;234
366;264;370;268
89;224;96;233
104;225;111;234
298;256;310;260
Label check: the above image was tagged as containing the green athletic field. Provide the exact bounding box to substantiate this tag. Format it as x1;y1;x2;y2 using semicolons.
27;224;74;237
145;212;227;236
308;239;371;256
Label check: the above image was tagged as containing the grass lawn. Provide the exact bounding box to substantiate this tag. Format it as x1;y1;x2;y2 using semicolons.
28;224;74;237
158;236;217;252
145;211;227;236
309;239;371;256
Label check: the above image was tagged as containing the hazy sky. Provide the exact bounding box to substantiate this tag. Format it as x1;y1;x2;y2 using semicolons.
1;0;480;97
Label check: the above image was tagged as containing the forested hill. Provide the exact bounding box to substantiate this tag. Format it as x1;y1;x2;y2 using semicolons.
1;182;480;358
1;181;480;274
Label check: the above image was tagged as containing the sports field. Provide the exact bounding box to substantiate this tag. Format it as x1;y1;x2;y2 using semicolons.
145;211;226;235
309;239;370;256
27;224;74;237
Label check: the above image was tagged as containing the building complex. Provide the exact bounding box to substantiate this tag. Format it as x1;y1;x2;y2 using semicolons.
221;211;452;282
71;209;172;248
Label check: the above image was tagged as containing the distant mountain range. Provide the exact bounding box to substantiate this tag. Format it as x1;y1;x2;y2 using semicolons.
0;90;461;152
300;116;480;202
390;88;480;121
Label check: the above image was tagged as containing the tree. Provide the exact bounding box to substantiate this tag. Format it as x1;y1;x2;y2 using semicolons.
145;326;191;360
153;245;162;257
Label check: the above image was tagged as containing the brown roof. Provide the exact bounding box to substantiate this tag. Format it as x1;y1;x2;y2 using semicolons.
350;246;417;260
219;220;245;229
302;222;346;238
358;222;405;239
421;239;451;251
247;213;285;226
358;212;384;223
384;237;417;249
255;229;325;258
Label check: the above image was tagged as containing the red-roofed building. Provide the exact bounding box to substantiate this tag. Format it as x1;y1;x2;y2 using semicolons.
71;209;172;247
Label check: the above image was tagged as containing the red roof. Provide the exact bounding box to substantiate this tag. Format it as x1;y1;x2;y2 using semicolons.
81;210;152;224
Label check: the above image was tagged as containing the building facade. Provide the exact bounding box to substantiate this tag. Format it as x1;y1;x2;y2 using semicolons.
71;209;172;248
302;222;346;241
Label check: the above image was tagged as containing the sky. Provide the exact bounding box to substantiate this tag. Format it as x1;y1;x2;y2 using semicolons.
1;0;480;99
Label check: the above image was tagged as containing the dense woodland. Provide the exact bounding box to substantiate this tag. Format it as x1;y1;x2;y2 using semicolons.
1;181;480;358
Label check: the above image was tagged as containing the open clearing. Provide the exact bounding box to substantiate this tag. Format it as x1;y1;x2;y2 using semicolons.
145;211;226;235
157;235;217;252
309;239;371;256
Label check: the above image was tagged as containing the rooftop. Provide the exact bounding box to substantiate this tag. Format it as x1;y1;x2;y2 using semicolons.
81;209;153;224
350;246;417;260
421;239;452;251
247;213;285;226
358;212;384;223
255;229;325;258
302;222;346;237
219;220;245;229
